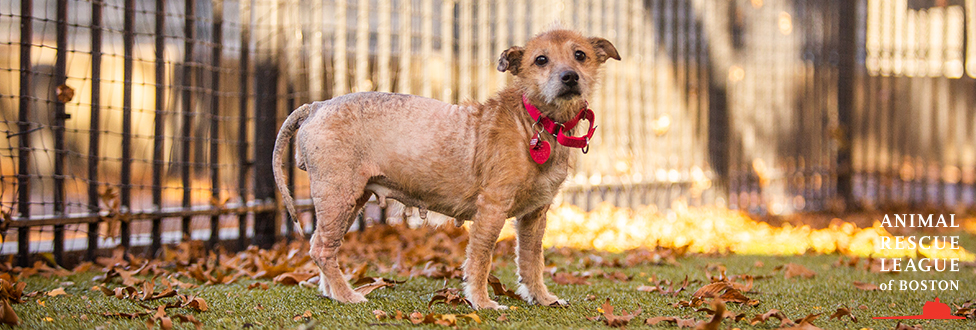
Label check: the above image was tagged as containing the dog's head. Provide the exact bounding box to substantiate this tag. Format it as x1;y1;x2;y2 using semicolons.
498;29;620;115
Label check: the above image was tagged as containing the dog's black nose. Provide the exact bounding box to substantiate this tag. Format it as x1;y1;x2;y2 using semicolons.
560;70;579;86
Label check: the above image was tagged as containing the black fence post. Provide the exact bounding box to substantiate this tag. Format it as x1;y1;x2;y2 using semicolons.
87;0;103;261
209;0;224;249
150;0;166;258
836;0;858;212
253;62;278;249
181;0;196;240
17;0;34;268
120;0;135;251
52;0;68;266
237;0;251;250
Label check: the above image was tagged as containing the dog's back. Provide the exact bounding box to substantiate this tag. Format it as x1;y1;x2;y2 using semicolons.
296;91;482;217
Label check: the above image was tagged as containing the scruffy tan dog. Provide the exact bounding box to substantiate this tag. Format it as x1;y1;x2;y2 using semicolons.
273;29;619;309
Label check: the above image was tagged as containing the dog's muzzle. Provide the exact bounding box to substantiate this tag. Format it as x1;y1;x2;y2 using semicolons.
557;70;582;98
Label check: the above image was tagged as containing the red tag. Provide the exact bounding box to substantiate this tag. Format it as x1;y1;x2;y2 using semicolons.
529;133;551;164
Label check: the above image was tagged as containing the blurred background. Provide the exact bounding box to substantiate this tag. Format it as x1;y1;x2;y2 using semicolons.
0;0;974;266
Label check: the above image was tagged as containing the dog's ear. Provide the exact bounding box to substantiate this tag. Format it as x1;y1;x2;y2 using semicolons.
497;46;524;75
588;37;621;63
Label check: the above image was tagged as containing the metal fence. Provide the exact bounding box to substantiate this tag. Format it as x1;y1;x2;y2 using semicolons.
1;0;975;266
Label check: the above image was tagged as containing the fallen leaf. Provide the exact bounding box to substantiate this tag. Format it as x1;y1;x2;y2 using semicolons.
46;287;69;297
781;263;816;279
487;274;523;301
248;282;269;290
496;313;508;322
373;310;388;320
829;306;857;323
273;272;317;285
552;271;592;285
460;312;481;323
645;316;698;328
690;281;758;305
852;281;878;291
792;312;821;325
694;299;726;330
0;300;20;325
750;309;794;326
293;310;312;321
428;288;472;309
352;277;403;296
172;314;203;330
182;295;209;312
597;298;642;327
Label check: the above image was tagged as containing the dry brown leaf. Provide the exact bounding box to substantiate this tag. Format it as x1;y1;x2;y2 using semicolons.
293;310;313;321
782;263;816;279
487;274;523;301
829;306;857;323
46;287;68;297
852;281;879;291
172;314;203;330
792;312;821;325
694;299;726;330
750;309;794;326
353;277;403;296
181;295;209;311
598;298;642;327
428;288;472;309
273;272;316;285
690;281;757;305
248;282;269;290
496;313;508;322
373;310;388;320
637;285;659;292
0;300;20;326
0;278;26;303
645;316;699;328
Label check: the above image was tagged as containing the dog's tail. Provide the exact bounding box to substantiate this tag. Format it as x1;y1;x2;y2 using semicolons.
272;103;311;237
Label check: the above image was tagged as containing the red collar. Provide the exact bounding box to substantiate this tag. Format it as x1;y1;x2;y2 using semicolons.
522;94;596;152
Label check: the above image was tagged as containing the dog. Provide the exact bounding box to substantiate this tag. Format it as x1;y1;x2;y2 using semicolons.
272;29;619;310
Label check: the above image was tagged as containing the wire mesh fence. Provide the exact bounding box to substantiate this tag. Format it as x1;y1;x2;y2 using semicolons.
0;0;974;266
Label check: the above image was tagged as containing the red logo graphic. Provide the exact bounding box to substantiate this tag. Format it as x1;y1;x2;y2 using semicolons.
872;298;966;320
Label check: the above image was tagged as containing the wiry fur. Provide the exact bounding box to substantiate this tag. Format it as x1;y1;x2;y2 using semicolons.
272;29;619;309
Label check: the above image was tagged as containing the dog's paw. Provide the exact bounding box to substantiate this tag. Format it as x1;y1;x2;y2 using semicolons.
332;291;368;304
547;299;569;307
472;300;509;310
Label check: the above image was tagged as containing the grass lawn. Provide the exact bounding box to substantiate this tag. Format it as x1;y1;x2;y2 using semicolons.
4;231;976;329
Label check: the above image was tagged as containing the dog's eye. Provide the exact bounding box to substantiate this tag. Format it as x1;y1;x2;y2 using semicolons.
534;55;548;66
575;50;586;61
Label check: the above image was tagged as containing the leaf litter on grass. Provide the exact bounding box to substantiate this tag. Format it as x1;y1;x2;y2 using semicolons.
6;213;972;329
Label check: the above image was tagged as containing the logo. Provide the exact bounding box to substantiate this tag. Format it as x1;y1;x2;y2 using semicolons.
872;298;966;320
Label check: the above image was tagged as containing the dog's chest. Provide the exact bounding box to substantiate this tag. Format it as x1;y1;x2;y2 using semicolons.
510;158;569;216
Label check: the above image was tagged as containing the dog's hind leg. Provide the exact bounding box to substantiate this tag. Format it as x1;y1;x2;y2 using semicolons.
308;174;371;303
514;205;567;306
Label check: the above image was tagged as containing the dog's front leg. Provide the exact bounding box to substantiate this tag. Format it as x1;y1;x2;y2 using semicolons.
462;194;510;310
514;205;567;306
